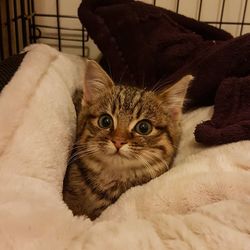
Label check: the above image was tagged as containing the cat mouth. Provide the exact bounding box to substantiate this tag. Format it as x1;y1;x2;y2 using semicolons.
112;151;130;159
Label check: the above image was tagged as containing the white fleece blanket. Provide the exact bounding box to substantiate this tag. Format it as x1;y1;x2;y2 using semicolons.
0;44;249;250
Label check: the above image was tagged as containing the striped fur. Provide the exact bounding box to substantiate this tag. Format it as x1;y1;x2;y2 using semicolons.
63;60;192;220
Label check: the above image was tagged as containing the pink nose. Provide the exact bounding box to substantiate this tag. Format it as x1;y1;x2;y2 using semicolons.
112;140;127;150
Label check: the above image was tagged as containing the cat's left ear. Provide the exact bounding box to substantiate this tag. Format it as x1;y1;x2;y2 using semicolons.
159;75;193;121
83;60;114;105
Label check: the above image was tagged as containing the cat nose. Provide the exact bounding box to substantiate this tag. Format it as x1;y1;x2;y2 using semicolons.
111;139;127;150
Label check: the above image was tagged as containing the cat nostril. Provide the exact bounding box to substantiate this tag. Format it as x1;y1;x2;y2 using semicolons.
111;140;127;150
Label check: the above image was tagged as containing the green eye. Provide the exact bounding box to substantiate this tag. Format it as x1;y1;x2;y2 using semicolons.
98;114;113;129
134;120;152;135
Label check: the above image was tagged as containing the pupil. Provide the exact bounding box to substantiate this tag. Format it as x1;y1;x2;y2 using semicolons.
102;117;111;127
139;122;148;133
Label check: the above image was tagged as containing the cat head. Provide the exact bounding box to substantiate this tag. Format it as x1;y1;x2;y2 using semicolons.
76;60;193;172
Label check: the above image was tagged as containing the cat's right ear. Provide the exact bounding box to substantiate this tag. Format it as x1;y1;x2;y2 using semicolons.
83;60;114;105
159;75;193;121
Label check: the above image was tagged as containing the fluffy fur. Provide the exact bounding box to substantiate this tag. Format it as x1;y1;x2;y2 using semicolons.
63;60;192;219
0;45;250;250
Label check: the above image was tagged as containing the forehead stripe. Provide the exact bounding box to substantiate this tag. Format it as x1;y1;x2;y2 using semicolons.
111;87;122;114
135;104;143;119
132;90;144;109
133;90;146;118
111;99;116;114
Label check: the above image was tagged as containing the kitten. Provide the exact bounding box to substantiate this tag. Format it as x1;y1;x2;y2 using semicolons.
63;60;193;220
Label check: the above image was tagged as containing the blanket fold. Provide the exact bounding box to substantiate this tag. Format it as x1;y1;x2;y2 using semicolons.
195;76;250;145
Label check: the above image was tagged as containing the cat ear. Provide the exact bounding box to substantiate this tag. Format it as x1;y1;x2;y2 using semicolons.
159;75;193;121
83;60;114;105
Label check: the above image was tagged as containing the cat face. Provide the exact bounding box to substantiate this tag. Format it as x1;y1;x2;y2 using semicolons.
76;60;193;172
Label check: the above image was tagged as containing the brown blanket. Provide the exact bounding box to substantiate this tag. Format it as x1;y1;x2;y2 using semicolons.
195;76;250;145
78;0;250;145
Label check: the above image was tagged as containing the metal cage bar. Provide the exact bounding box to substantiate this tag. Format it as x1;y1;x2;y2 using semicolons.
56;0;62;51
0;3;4;60
31;0;36;43
13;0;20;53
176;0;180;13
197;0;203;21
20;0;27;47
5;0;12;56
1;0;250;61
27;0;33;44
240;0;248;35
219;0;226;29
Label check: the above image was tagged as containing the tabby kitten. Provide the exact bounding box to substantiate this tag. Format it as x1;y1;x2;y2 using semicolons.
63;60;192;220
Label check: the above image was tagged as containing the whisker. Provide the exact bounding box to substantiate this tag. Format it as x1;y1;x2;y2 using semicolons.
134;153;152;171
67;146;99;165
139;150;168;168
151;77;173;93
143;152;170;170
68;149;86;164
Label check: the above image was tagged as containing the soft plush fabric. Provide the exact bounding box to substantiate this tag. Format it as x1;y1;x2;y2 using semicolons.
195;76;250;145
78;0;250;145
0;44;90;250
0;44;250;249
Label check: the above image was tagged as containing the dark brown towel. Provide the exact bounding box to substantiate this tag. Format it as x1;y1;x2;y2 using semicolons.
78;0;233;108
166;33;250;108
195;76;250;145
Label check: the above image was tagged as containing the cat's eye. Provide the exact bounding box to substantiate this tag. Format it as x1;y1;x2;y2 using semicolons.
134;120;152;135
98;114;113;129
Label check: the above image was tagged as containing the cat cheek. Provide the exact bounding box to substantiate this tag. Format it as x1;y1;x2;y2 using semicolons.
119;144;131;155
104;141;117;154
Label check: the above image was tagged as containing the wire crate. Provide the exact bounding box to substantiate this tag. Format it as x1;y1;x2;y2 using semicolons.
0;0;250;61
